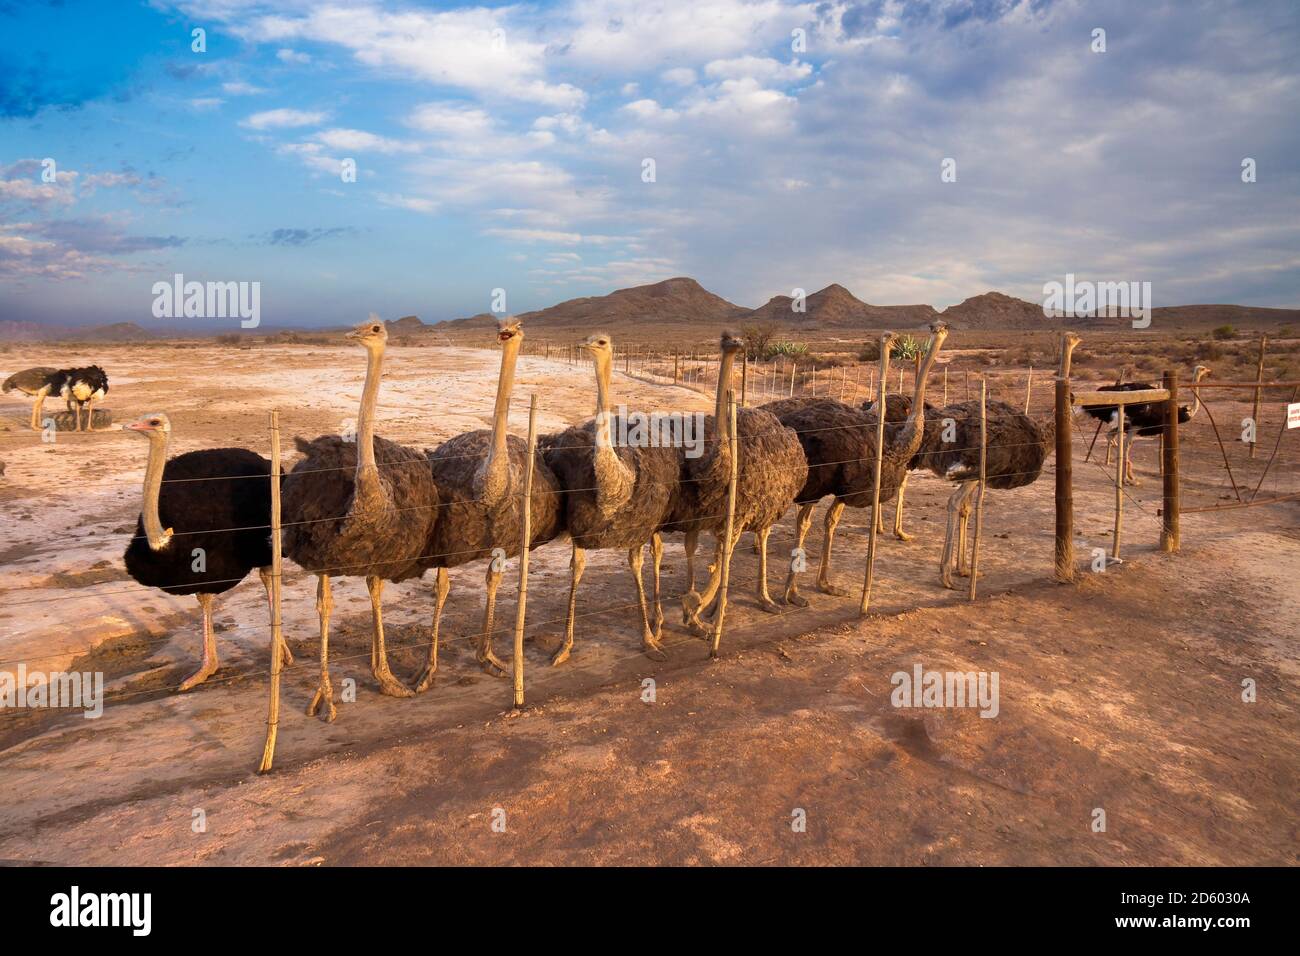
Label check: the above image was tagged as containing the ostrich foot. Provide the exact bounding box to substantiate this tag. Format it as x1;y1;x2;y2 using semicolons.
478;649;509;678
680;590;701;624
177;660;218;693
373;667;415;699
817;579;850;597
641;635;668;661
550;642;573;667
941;568;957;590
277;639;294;668
758;596;782;614
784;585;810;608
307;679;337;722
413;663;438;693
893;529;914;543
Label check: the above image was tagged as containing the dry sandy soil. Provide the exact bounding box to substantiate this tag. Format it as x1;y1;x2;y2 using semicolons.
0;340;1296;865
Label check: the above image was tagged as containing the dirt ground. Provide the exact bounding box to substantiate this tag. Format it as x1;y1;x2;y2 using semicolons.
0;339;1296;865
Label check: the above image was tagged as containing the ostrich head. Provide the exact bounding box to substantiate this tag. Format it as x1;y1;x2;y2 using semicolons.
719;330;744;355
346;314;387;349
123;412;172;437
496;317;523;346
1192;364;1211;382
582;332;613;357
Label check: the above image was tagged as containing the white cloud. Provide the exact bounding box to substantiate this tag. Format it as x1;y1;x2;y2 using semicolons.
376;192;439;213
277;48;312;64
661;67;697;86
314;128;417;153
704;56;812;85
406;103;494;138
188;97;224;111
621;99;677;121
222;81;268;95
242;108;329;130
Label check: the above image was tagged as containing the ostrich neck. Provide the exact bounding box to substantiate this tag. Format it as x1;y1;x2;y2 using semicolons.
480;336;521;503
895;334;943;460
1187;372;1205;418
1059;340;1077;380
354;344;384;500
714;349;738;443
592;351;634;511
141;432;171;550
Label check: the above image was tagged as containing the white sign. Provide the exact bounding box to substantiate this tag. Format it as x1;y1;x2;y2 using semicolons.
1288;402;1300;429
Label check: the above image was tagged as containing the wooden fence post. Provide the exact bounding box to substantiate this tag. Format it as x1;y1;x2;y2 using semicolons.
1024;366;1033;414
673;349;679;384
968;380;987;602
1113;405;1125;560
860;334;894;615
1054;377;1074;582
1161;370;1180;553
513;394;538;708
258;410;284;774
741;352;748;407
710;393;739;658
1249;334;1267;458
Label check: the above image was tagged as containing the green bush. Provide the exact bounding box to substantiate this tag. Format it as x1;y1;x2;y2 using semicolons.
1211;324;1235;340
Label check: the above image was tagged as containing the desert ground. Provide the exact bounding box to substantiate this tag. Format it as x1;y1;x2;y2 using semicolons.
0;335;1296;865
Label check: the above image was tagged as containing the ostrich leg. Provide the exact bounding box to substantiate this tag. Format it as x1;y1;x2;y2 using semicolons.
552;546;586;666
178;593;219;691
258;567;294;667
957;481;977;576
629;545;667;659
940;483;976;589
307;575;338;721
650;532;665;637
477;562;509;677
783;502;816;607
680;530;700;622
367;576;414;698
754;525;781;613
686;529;742;633
893;473;913;541
817;500;850;596
1125;442;1140;486
30;384;50;432
414;567;450;692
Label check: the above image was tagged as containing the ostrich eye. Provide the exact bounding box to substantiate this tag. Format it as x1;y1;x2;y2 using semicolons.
371;325;381;332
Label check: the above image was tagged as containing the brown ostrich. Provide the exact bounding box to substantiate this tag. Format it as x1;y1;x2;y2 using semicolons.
920;331;1081;588
762;322;948;605
412;318;563;689
670;330;808;640
541;333;680;664
858;393;938;541
3;367;57;431
281;317;438;718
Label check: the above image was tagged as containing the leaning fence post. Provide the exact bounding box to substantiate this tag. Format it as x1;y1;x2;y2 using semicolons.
1024;366;1034;414
741;352;749;407
1161;370;1180;553
512;394;538;708
1054;377;1074;582
968;380;988;602
710;393;739;658
1249;334;1267;458
860;333;895;615
258;410;284;774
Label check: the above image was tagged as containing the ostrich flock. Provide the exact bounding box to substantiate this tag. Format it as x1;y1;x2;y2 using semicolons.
4;317;1210;765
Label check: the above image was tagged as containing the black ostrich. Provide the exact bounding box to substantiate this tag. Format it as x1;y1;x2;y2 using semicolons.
1082;365;1209;485
859;393;939;540
541;332;680;665
281;317;438;717
122;412;292;691
38;366;109;432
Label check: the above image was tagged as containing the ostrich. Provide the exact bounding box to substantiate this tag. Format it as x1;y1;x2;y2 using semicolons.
763;322;949;606
412;318;563;690
541;333;680;665
3;367;58;431
858;393;939;541
920;332;1081;588
36;366;110;432
281;317;438;717
122;412;292;691
1082;366;1210;484
670;330;808;639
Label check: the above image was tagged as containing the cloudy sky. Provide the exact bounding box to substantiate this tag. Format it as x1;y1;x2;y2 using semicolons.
1;0;1297;329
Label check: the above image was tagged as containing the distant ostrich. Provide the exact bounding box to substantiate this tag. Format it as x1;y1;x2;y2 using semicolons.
282;317;438;718
920;332;1081;588
541;333;680;664
35;366;110;432
122;412;292;691
412;318;564;689
763;322;948;605
3;367;58;430
1083;365;1210;484
670;330;808;638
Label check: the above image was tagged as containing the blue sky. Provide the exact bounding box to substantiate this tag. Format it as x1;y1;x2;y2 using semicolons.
1;0;1297;329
